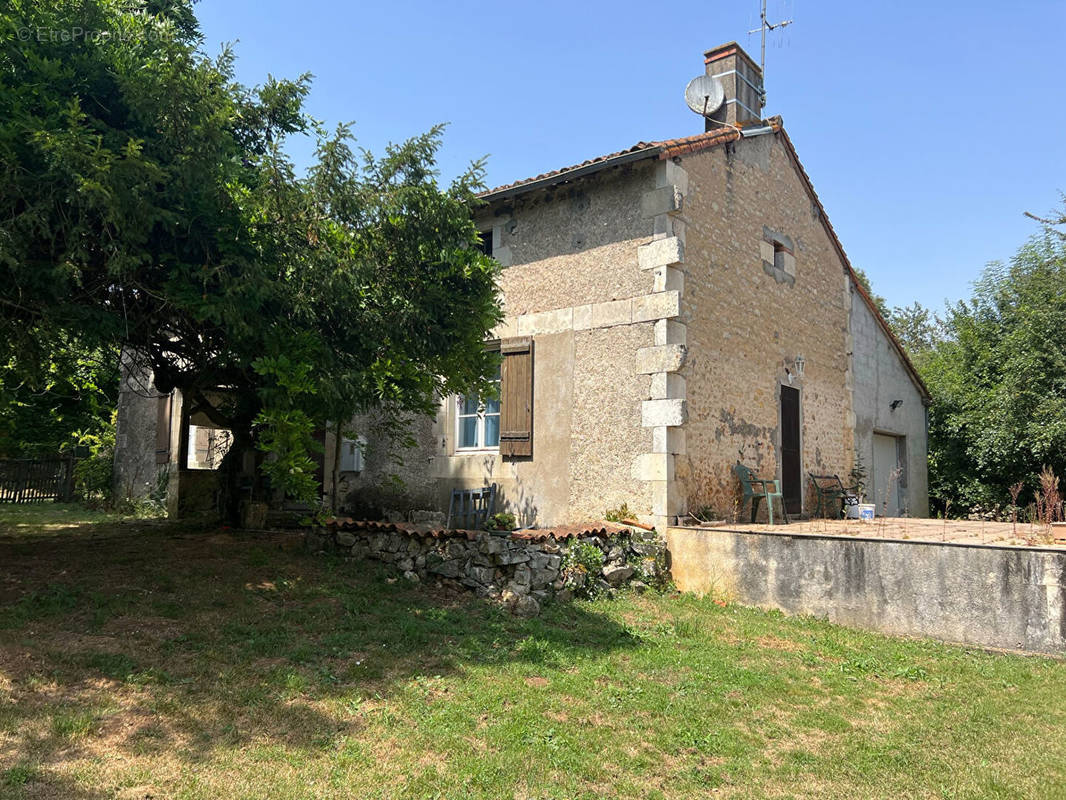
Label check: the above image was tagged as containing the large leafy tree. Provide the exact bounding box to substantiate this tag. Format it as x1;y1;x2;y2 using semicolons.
0;336;118;458
921;233;1066;511
1;1;501;518
878;218;1066;513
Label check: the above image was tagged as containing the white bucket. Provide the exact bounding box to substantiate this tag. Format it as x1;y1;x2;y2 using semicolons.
858;503;876;522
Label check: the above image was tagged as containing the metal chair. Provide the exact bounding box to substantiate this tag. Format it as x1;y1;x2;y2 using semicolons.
808;473;860;519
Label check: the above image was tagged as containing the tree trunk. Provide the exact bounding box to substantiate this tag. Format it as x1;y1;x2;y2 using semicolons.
218;427;252;527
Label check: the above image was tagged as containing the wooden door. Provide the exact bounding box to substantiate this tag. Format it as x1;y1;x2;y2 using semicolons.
780;385;802;515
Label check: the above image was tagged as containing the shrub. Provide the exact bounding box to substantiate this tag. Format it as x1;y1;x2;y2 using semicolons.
73;416;116;508
561;539;605;599
488;512;516;530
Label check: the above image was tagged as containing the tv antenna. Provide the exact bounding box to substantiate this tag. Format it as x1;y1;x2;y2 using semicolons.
748;0;794;106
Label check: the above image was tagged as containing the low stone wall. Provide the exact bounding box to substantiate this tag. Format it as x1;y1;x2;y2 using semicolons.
666;526;1066;655
307;521;668;616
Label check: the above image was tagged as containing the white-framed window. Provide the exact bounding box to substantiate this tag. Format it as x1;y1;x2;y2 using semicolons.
456;363;501;451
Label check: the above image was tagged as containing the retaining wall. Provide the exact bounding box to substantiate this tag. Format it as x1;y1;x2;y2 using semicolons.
307;521;668;617
666;526;1066;654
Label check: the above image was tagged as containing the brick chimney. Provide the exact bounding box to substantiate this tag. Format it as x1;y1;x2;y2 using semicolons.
703;42;764;129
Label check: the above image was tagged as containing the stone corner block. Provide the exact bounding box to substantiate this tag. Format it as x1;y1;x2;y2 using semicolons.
641;185;682;219
653;319;687;346
653;266;685;294
638;236;684;270
647;479;684;517
641;398;687;428
631;453;675;482
652;426;686;455
650;372;686;400
636;344;686;375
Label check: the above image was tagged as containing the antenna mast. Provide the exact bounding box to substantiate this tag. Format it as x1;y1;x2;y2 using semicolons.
748;0;793;107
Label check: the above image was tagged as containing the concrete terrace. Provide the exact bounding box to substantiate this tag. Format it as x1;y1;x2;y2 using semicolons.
677;518;1066;549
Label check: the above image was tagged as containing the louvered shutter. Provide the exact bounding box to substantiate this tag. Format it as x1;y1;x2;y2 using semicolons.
499;337;533;458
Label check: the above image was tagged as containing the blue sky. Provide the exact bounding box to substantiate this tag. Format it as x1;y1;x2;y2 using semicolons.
195;0;1065;311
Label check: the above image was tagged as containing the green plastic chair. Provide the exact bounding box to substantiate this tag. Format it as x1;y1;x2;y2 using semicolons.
733;463;789;525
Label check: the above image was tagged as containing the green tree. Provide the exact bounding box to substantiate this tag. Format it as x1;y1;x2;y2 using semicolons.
888;301;942;358
852;267;889;318
920;232;1066;512
0;335;118;458
0;1;501;519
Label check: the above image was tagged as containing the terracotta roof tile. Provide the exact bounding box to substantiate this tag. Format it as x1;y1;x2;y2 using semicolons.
510;521;632;542
480;142;657;197
479;118;782;200
321;517;637;542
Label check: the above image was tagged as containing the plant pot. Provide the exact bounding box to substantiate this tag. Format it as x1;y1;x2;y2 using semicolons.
1051;523;1066;543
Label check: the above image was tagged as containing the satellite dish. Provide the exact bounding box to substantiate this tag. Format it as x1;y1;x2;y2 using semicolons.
684;74;725;116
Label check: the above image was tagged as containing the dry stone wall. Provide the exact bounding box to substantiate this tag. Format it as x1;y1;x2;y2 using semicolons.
305;521;669;617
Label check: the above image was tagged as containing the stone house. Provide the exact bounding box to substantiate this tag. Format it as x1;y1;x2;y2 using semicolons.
329;42;929;528
115;42;929;527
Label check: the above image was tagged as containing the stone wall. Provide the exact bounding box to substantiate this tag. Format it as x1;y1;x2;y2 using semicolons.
665;526;1066;655
328;161;678;528
675;132;855;518
113;349;170;503
306;521;668;617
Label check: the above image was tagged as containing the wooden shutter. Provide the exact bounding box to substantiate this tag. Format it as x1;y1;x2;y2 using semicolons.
154;393;172;465
499;337;534;458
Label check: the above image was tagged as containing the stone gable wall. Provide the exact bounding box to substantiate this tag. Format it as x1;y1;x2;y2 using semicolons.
675;133;854;518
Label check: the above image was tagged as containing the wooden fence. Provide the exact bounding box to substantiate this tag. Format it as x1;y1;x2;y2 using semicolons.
0;458;77;503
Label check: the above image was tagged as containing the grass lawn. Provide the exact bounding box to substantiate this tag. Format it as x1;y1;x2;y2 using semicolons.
0;508;1064;799
0;502;164;539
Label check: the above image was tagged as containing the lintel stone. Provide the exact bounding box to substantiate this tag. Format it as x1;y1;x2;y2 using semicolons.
633;291;681;323
591;298;633;328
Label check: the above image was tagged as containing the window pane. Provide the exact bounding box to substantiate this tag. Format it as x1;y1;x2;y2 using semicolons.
484;414;500;447
484;395;500;414
460;395;479;415
459;417;478;448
